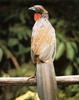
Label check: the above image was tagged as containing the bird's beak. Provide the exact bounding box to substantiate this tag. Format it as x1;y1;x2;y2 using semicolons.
28;7;36;11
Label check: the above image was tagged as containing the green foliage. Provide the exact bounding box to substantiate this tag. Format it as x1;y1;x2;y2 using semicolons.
7;63;35;77
66;42;75;61
8;38;19;47
56;42;65;60
9;24;31;40
0;48;3;62
64;64;73;75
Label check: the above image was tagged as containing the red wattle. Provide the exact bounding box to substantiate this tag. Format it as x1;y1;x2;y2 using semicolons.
34;13;42;21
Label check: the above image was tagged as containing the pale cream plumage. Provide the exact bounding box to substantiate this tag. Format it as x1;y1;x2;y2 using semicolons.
31;18;56;63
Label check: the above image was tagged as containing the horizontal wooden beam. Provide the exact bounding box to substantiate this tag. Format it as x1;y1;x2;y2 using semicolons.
56;75;79;85
0;75;79;86
0;77;36;86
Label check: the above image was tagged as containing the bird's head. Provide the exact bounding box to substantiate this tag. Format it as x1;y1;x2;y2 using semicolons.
28;5;48;21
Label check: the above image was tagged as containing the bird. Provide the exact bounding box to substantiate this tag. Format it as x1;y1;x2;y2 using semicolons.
29;5;59;100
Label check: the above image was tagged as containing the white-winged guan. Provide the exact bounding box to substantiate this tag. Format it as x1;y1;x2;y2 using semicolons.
29;5;59;100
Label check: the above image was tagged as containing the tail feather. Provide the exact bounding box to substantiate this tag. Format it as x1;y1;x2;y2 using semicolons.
36;62;58;100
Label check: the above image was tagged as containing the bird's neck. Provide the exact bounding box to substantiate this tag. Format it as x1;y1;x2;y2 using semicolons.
34;13;49;21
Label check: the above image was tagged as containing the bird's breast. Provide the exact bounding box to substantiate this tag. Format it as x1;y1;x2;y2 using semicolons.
31;19;55;55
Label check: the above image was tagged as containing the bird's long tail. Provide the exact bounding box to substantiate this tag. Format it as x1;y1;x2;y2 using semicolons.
36;62;59;100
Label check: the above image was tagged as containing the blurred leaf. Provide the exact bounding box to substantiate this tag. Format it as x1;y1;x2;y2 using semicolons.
20;12;26;24
64;64;73;75
76;57;79;65
8;38;19;47
0;42;13;59
25;27;31;37
15;91;40;100
50;18;57;24
56;20;64;28
71;42;78;53
66;42;75;61
9;24;31;40
56;38;61;47
55;42;65;60
57;32;65;41
18;44;30;55
7;63;35;77
66;85;79;93
67;97;77;100
0;48;3;62
59;90;66;99
75;93;79;100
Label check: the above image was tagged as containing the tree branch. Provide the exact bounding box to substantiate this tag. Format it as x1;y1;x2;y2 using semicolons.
0;41;20;70
0;75;79;86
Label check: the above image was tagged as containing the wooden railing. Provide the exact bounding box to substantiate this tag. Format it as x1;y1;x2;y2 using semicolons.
0;75;79;86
